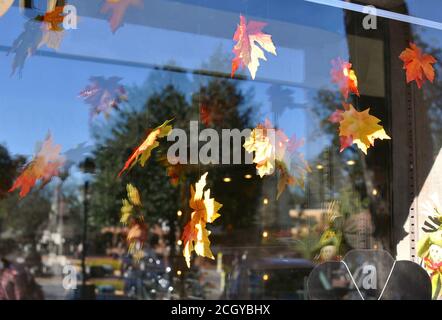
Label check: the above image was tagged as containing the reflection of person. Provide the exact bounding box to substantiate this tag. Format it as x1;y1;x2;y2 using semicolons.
0;258;44;300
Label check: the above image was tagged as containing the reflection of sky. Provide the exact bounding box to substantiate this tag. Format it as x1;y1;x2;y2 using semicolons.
0;0;441;162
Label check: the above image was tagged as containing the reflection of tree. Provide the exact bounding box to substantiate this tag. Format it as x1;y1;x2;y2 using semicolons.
90;74;262;255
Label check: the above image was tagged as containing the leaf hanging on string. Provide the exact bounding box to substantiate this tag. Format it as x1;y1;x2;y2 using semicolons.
181;172;222;268
244;119;310;198
231;15;277;80
118;119;173;176
35;6;65;31
337;104;391;154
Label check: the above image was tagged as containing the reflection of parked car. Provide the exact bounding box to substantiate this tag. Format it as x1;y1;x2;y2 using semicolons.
225;257;314;300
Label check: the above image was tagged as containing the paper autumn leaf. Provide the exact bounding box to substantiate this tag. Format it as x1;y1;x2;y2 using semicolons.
120;183;142;224
35;6;65;31
118;119;173;176
0;0;13;17
79;76;127;118
182;172;222;268
338;104;390;154
9;134;65;198
231;15;277;80
328;103;354;151
330;58;360;100
127;219;147;259
244;120;310;197
101;0;143;33
244;123;274;177
399;43;437;89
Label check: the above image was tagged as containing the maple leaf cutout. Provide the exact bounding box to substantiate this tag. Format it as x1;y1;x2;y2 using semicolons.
120;183;146;258
244;123;275;177
338;104;391;154
399;43;437;89
120;183;142;224
101;0;143;33
40;6;65;31
182;172;222;268
9;134;65;198
118;119;173;176
244;120;310;197
231;15;277;80
0;0;13;17
330;58;360;100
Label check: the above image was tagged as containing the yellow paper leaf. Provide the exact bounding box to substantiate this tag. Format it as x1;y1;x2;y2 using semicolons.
118;119;173;176
182;172;222;268
339;104;391;154
127;183;141;206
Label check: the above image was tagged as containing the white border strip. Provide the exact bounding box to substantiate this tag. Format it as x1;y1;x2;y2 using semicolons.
305;0;442;31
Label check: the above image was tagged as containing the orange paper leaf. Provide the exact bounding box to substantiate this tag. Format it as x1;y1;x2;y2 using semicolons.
399;42;437;89
38;6;65;31
9;134;65;198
